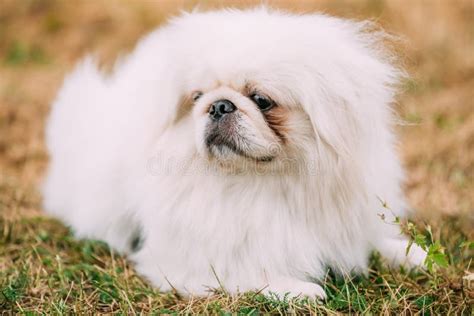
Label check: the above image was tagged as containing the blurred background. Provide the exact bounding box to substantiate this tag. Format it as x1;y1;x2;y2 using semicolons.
0;0;472;313
0;0;472;233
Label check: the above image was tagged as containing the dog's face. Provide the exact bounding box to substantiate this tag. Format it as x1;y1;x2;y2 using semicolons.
189;80;314;172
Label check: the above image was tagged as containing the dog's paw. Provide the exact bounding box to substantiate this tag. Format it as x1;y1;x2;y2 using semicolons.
378;238;427;269
404;243;427;268
264;277;326;300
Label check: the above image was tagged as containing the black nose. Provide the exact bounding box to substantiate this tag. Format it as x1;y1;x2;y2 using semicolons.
209;99;236;121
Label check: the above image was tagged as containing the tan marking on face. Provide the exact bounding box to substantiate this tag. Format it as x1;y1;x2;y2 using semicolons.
264;106;289;142
241;82;254;96
175;94;193;122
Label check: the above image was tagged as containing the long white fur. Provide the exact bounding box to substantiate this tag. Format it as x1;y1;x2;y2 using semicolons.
42;8;426;298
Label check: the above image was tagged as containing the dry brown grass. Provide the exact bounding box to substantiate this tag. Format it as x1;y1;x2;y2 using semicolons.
0;0;473;314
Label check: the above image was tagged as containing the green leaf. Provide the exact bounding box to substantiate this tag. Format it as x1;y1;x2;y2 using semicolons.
431;253;449;268
414;234;427;249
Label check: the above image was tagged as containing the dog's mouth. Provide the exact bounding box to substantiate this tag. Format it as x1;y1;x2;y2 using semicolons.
205;120;274;163
206;136;274;162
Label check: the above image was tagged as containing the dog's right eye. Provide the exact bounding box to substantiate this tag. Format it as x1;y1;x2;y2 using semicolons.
250;93;274;112
192;91;203;102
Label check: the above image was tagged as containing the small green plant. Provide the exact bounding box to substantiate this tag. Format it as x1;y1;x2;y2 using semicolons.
402;220;450;272
377;197;451;273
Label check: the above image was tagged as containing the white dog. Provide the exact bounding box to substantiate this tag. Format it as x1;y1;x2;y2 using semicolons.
43;8;426;299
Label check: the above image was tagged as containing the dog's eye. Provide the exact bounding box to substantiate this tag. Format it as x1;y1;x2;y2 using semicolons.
192;91;203;102
250;93;274;111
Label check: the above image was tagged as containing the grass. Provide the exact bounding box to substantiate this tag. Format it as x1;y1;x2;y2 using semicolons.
0;216;472;314
0;0;473;314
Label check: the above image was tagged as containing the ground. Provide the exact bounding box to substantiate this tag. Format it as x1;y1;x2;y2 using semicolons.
0;0;472;314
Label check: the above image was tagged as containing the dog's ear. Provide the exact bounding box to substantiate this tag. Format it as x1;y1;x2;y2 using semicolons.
296;18;404;210
301;92;352;160
301;20;403;161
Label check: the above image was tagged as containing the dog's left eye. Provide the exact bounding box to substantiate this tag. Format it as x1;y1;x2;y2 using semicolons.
250;93;274;111
192;91;203;101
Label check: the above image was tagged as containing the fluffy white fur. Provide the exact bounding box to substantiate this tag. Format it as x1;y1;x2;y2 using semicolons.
43;8;426;299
